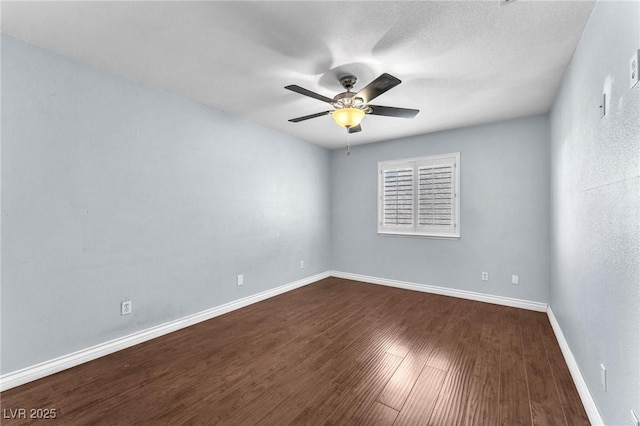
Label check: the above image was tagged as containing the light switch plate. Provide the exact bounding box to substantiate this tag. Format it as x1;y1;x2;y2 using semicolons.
631;50;639;88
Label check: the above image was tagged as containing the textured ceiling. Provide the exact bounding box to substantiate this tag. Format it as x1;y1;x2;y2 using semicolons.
1;1;595;149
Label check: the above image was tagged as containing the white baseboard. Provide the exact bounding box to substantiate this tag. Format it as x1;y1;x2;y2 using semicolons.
0;271;330;392
330;271;548;312
547;307;604;426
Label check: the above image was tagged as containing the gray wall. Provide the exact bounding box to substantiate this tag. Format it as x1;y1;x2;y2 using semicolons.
1;35;331;374
331;115;551;303
549;1;640;424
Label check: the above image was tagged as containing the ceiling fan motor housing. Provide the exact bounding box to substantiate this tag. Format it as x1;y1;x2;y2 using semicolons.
332;92;369;112
339;75;358;91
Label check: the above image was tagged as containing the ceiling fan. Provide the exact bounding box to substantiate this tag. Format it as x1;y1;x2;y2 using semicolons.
285;73;419;134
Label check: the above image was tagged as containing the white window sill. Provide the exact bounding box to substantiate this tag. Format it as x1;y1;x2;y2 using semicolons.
377;231;460;240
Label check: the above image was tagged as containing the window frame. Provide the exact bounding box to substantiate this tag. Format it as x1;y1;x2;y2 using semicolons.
377;152;460;239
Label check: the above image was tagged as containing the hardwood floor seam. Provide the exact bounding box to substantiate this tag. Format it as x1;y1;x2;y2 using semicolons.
519;312;535;426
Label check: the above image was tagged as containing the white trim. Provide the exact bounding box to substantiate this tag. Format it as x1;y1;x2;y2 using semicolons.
547;307;604;426
330;271;548;312
0;271;330;392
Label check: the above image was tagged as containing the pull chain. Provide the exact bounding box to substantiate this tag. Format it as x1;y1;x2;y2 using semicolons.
347;132;351;157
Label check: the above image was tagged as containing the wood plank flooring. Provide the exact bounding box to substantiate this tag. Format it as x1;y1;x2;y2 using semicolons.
0;278;589;425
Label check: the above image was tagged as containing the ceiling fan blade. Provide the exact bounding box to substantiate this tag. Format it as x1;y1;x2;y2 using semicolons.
288;110;332;123
285;85;334;104
367;105;419;118
355;73;401;103
347;124;362;134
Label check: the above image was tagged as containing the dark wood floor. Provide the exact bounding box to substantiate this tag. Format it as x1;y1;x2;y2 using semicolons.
1;278;589;425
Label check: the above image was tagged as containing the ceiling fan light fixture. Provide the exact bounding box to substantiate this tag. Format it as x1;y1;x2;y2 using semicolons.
285;73;419;134
332;107;365;129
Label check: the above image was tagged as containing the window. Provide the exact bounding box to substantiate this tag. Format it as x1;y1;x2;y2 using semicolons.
378;152;460;238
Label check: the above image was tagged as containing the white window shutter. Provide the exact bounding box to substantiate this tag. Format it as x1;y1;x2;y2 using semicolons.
417;162;455;233
378;152;459;238
382;167;414;228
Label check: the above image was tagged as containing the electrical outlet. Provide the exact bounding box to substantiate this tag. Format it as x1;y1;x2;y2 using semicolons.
237;274;244;286
630;50;639;88
600;364;607;392
481;272;489;281
299;260;305;269
512;274;520;285
121;300;132;316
